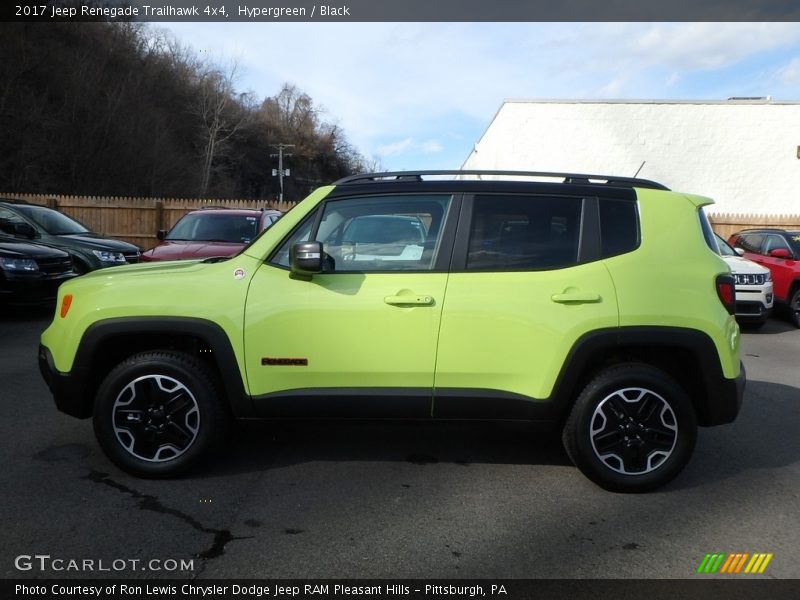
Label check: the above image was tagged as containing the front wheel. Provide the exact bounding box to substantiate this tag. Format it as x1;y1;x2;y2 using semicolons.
562;364;697;493
790;288;800;328
93;351;230;478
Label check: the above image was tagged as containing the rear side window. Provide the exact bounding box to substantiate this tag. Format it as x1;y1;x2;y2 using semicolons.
599;199;638;258
466;195;582;271
734;234;764;254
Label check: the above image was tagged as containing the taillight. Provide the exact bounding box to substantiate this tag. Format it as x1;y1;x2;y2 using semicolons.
716;275;735;315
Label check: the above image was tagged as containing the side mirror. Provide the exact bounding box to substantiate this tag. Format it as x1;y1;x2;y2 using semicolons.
290;241;323;277
156;229;167;241
769;248;790;259
14;222;36;239
734;247;745;256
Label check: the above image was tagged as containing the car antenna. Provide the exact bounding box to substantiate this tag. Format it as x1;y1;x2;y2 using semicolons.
633;161;646;178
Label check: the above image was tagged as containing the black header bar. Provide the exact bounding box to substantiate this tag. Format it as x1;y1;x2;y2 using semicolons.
5;0;800;23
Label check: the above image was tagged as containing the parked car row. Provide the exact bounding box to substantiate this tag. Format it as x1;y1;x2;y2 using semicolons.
0;199;283;306
2;192;798;333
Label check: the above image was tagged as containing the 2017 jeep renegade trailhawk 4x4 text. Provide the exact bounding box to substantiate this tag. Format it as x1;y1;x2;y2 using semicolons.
39;171;745;492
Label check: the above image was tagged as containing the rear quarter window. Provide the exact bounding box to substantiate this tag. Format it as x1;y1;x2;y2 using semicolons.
599;199;639;258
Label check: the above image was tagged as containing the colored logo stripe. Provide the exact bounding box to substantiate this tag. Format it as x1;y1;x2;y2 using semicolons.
697;553;773;574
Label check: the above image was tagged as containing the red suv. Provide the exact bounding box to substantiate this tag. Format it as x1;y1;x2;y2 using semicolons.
728;228;800;327
141;208;282;262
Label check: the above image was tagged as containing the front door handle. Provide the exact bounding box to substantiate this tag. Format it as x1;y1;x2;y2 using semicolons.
551;291;601;304
384;294;435;306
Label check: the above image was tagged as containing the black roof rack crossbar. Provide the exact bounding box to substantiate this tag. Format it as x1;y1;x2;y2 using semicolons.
333;170;670;191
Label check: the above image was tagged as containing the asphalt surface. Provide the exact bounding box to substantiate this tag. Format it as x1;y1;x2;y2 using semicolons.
1;307;799;580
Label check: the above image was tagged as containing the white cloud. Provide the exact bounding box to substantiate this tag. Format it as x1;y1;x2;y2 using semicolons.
377;138;414;156
376;138;444;158
420;140;443;154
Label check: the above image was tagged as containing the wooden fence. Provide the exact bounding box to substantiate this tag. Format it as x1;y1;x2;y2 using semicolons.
1;193;797;251
0;193;296;250
708;213;800;240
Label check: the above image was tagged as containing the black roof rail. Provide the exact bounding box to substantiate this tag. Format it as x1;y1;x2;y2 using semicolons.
333;170;670;191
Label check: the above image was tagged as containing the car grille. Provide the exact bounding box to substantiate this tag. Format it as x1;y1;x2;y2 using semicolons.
123;251;140;264
734;273;767;286
36;256;73;276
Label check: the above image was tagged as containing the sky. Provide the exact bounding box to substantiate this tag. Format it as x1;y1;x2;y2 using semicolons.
158;22;800;171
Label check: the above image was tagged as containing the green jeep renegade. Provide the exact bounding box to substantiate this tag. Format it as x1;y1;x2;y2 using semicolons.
39;171;745;492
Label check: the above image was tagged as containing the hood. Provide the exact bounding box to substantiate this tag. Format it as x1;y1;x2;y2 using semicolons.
0;238;69;259
720;255;770;276
141;240;244;261
56;233;140;252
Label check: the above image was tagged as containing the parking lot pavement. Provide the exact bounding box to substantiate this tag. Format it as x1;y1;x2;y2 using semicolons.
1;309;799;579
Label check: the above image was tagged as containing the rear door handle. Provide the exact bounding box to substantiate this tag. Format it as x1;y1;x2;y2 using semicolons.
551;291;601;304
384;294;435;306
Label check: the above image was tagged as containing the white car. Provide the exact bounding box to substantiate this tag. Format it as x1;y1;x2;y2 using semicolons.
716;234;773;327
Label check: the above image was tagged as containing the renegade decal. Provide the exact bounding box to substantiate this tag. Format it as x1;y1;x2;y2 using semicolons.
261;358;309;366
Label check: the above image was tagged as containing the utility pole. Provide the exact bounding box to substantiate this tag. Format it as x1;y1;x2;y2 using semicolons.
270;143;295;202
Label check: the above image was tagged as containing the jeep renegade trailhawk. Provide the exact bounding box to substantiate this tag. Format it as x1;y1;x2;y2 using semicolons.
39;171;745;492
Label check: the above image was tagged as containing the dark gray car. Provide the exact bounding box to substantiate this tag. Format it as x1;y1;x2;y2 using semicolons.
0;200;140;273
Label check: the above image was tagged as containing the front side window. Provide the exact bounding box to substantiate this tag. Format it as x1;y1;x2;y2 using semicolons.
763;234;792;256
0;207;29;235
466;195;582;270
313;195;452;272
270;195;452;272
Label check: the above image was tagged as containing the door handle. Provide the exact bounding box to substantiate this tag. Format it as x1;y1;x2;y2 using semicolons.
384;294;435;306
551;291;601;304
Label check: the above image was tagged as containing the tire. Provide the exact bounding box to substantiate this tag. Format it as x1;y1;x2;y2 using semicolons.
562;364;697;493
93;351;230;478
790;288;800;328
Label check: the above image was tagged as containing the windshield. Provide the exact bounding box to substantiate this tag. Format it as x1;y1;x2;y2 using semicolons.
14;205;90;235
167;213;259;243
714;234;736;257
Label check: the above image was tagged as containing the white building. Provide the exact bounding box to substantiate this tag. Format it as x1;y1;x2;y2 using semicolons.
462;99;800;216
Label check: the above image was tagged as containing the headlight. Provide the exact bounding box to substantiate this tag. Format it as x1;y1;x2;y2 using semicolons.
0;257;38;272
764;271;772;282
92;250;126;263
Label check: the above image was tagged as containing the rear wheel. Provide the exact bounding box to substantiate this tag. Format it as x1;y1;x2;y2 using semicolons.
562;364;697;493
93;351;230;478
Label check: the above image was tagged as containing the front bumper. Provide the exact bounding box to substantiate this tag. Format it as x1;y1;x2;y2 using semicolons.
38;345;92;419
0;273;77;305
734;282;773;323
